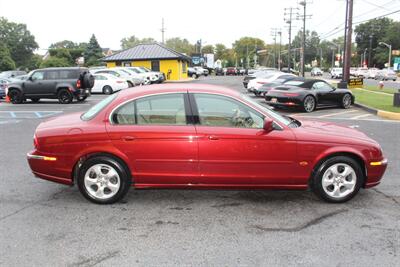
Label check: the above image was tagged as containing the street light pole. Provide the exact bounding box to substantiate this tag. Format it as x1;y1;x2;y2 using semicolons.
278;31;282;70
379;42;392;68
299;1;307;77
368;35;373;68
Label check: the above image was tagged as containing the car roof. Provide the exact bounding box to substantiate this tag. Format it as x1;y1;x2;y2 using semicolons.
116;83;240;101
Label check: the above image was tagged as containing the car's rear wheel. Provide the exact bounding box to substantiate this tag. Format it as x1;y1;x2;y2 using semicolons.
9;89;23;104
77;95;87;102
192;73;197;79
312;156;363;203
102;86;113;95
77;156;131;204
58;89;73;104
302;95;316;112
341;94;352;109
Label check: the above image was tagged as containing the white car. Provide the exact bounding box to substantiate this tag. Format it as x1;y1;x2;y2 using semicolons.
92;73;128;94
247;72;296;91
91;68;143;87
137;67;165;83
365;68;379;79
355;67;369;78
194;67;209;76
112;67;146;85
330;68;343;79
126;67;157;84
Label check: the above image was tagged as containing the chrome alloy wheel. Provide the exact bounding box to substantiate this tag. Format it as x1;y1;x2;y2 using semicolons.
304;96;315;112
342;94;352;108
322;163;357;199
84;164;120;200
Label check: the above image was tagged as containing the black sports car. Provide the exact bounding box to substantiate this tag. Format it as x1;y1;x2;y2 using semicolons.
264;79;354;112
253;76;304;97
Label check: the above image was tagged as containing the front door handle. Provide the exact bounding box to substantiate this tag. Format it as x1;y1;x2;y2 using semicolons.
122;136;135;141
208;135;219;140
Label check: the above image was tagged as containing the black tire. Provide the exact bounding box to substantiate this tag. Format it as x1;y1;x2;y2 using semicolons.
8;89;23;104
102;86;113;95
341;93;352;109
192;73;197;79
31;98;40;103
57;89;73;104
81;72;95;89
77;156;131;204
311;156;364;203
127;81;134;88
302;95;316;113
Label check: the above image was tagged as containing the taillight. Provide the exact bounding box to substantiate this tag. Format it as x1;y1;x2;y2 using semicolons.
76;79;81;88
283;93;299;97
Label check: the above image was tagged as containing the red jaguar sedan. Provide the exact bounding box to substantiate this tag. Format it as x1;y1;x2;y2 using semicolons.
27;84;387;204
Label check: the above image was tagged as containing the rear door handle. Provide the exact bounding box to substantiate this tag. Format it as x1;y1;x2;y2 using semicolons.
122;136;135;141
208;135;219;140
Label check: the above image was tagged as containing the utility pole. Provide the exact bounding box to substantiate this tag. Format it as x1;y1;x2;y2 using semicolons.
379;42;392;68
297;1;312;77
368;35;373;68
284;7;297;73
270;28;279;68
343;0;353;83
161;18;166;44
278;31;282;70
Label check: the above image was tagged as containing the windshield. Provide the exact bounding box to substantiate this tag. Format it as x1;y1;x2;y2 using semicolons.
139;67;151;72
284;80;304;86
241;94;292;126
81;93;118;121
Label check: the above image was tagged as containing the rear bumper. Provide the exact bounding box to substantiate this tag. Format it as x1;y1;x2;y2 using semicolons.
73;88;91;97
265;96;302;107
27;151;73;185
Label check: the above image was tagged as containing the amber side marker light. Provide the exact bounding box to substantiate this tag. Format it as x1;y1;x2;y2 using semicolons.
27;154;57;161
370;159;387;166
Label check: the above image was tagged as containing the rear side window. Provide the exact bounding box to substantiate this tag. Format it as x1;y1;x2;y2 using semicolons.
45;71;59;80
112;93;187;125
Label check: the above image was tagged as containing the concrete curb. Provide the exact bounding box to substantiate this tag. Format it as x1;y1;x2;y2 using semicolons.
354;102;400;120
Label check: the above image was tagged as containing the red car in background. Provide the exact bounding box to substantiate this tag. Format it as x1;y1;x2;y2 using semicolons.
27;84;387;204
226;67;237;75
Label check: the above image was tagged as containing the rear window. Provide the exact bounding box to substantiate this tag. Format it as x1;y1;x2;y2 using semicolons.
81;93;118;121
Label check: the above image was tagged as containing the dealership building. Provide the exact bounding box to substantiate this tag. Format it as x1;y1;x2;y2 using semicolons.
102;43;190;81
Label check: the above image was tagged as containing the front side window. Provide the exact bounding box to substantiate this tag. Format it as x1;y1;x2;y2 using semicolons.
312;82;332;91
112;93;187;125
31;71;44;81
194;94;264;129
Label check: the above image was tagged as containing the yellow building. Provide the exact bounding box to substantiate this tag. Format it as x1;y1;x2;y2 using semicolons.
102;43;190;81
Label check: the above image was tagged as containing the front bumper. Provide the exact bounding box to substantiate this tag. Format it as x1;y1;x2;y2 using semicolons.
365;158;388;188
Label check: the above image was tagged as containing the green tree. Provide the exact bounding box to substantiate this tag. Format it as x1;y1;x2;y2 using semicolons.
49;40;78;49
40;57;70;68
354;18;398;68
215;43;228;60
165;37;194;55
84;34;103;66
0;42;16;71
25;54;43;71
120;35;156;49
232;37;266;67
292;30;321;66
0;17;38;68
49;48;74;65
201;44;214;54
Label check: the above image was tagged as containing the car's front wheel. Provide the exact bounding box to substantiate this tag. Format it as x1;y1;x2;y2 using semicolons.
341;94;352;109
9;89;23;104
77;156;131;204
312;156;364;203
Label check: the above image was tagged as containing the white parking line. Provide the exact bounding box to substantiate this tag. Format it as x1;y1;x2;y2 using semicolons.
317;110;359;118
349;113;372;120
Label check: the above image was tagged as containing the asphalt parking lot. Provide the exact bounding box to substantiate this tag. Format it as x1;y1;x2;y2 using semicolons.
0;76;399;266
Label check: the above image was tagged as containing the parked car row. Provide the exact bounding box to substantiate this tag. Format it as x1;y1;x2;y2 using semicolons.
3;65;165;104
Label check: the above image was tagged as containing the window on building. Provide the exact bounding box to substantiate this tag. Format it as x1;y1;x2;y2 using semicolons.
151;61;160;72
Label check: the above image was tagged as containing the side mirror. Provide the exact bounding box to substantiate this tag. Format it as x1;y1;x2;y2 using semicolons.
263;118;274;132
28;76;33;81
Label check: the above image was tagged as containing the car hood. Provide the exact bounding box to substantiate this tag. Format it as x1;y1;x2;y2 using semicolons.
295;119;377;144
